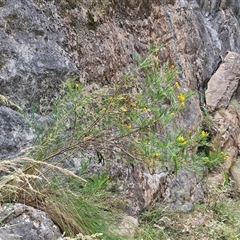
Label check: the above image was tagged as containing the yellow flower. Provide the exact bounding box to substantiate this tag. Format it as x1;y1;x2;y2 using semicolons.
204;157;209;163
143;107;148;112
127;124;132;130
174;82;179;88
171;65;175;69
83;136;89;141
181;102;185;108
224;155;230;160
102;107;107;112
177;136;185;143
201;131;208;137
134;138;140;143
117;95;125;100
154;152;159;158
170;112;175;116
153;56;159;62
120;106;127;112
75;83;80;88
130;102;137;107
178;93;185;102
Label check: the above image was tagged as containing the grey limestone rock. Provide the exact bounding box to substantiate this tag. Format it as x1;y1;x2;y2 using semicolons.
164;170;205;213
0;203;62;240
0;106;34;159
0;0;78;112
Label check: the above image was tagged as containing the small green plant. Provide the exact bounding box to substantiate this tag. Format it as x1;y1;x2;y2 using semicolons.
135;206;171;240
174;128;227;173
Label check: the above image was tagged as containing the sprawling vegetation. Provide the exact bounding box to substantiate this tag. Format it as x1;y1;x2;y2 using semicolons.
0;46;234;239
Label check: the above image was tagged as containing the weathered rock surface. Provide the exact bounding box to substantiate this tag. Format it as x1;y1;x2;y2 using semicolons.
164;170;205;212
111;164;204;215
1;0;240;237
0;0;77;111
123;165;168;215
206;56;240;188
211;105;240;165
0;203;62;240
0;106;34;159
206;52;240;111
230;157;240;189
211;105;240;188
2;0;240;127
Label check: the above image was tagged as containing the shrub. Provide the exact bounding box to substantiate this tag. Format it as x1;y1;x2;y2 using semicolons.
0;45;227;237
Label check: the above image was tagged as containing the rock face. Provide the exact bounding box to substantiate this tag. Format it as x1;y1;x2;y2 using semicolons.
206;52;240;111
205;51;240;188
210;98;240;189
164;170;205;212
0;0;240;121
0;0;240;155
59;0;240;92
0;203;62;240
1;0;240;237
2;0;240;125
0;106;34;159
0;0;77;111
110;163;204;215
211;105;240;161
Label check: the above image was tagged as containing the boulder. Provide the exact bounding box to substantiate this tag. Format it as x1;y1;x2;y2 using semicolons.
0;203;62;240
206;52;240;111
205;51;240;188
115;215;138;238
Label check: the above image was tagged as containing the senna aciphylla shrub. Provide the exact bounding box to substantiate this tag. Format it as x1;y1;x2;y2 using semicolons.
33;45;226;175
1;46;229;239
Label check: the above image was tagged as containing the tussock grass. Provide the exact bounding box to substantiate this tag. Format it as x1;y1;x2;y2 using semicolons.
0;157;121;238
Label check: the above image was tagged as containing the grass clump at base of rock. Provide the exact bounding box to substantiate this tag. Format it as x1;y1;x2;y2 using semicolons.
0;157;123;239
